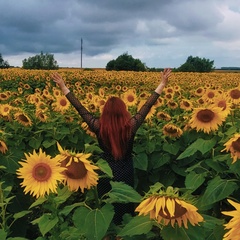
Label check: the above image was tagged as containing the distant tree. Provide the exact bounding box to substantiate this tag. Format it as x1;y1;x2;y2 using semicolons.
22;52;59;70
177;56;214;72
106;52;146;71
0;53;10;68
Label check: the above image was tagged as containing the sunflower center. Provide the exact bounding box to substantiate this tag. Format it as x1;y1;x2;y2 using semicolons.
19;114;29;123
32;163;52;182
197;88;203;94
60;99;67;106
4;107;9;112
207;92;215;98
196;109;214;123
63;159;88;179
232;138;240;152
127;95;134;102
159;199;187;219
230;89;240;99
218;100;226;110
183;101;190;107
165;126;177;134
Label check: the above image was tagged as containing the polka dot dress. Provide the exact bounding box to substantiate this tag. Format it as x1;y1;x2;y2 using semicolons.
66;91;160;224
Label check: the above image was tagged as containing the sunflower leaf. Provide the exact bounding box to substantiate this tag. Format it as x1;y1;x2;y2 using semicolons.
134;152;148;170
29;197;47;209
161;224;205;240
118;215;153;237
197;176;238;210
82;204;114;240
96;159;113;178
185;171;206;191
35;214;59;237
105;181;142;203
177;138;216;160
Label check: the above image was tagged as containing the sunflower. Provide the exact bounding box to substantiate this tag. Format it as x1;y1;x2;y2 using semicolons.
0;92;10;101
52;95;71;113
14;112;32;127
197;98;205;106
202;89;218;103
162;123;183;138
122;89;138;107
194;87;205;97
222;199;240;240
167;100;178;110
35;109;48;122
53;88;62;98
17;149;65;198
212;94;232;117
189;106;226;133
228;87;240;104
180;99;193;111
156;111;172;121
222;133;240;164
135;185;203;228
56;143;99;192
0;140;8;154
0;104;13;117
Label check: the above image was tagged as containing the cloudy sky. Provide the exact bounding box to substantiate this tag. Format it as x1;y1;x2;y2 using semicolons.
1;0;240;69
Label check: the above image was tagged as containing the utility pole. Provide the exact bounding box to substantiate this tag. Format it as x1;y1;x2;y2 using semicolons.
81;38;83;68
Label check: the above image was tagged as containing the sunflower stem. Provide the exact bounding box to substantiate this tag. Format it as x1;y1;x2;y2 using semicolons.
93;186;100;208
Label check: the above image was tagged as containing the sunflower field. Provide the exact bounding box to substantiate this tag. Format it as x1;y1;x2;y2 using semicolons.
0;68;240;240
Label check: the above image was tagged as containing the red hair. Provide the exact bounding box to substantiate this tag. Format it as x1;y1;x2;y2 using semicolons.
99;96;131;160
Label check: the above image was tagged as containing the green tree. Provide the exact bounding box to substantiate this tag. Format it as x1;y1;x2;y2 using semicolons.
22;52;59;70
106;52;146;71
0;53;10;68
177;56;214;72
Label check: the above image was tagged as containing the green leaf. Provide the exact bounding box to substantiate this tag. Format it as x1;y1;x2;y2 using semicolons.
34;214;59;236
60;202;86;216
73;206;91;232
163;142;180;155
54;186;72;206
0;229;7;240
149;153;170;169
134;152;148;170
42;139;57;148
185;171;206;191
105;181;142;203
84;204;114;240
0;149;23;173
28;135;43;149
197;176;238;210
96;159;113;178
7;238;29;240
161;224;205;240
13;210;31;220
118;215;153;237
29;197;47;209
177;138;216;160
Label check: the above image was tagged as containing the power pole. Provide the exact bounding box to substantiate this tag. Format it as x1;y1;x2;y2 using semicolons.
81;38;83;68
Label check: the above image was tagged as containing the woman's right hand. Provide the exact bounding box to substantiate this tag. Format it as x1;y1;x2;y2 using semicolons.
51;72;70;95
161;68;172;86
154;68;172;94
52;72;66;89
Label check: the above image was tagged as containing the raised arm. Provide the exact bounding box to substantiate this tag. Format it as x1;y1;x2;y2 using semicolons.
154;68;171;94
131;68;171;132
51;72;99;132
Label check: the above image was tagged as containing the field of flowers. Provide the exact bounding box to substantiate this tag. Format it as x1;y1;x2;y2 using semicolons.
0;68;240;240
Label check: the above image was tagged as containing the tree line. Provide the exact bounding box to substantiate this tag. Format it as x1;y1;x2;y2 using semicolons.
1;52;216;72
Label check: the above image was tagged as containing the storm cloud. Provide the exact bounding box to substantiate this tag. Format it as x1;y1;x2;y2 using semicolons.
0;0;240;68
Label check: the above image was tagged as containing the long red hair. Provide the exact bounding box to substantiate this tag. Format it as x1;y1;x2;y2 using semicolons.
99;96;132;160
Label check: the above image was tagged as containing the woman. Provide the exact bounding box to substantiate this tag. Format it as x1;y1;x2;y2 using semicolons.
52;68;171;224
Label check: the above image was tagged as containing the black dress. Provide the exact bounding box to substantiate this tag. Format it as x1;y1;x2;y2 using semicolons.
66;91;160;224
